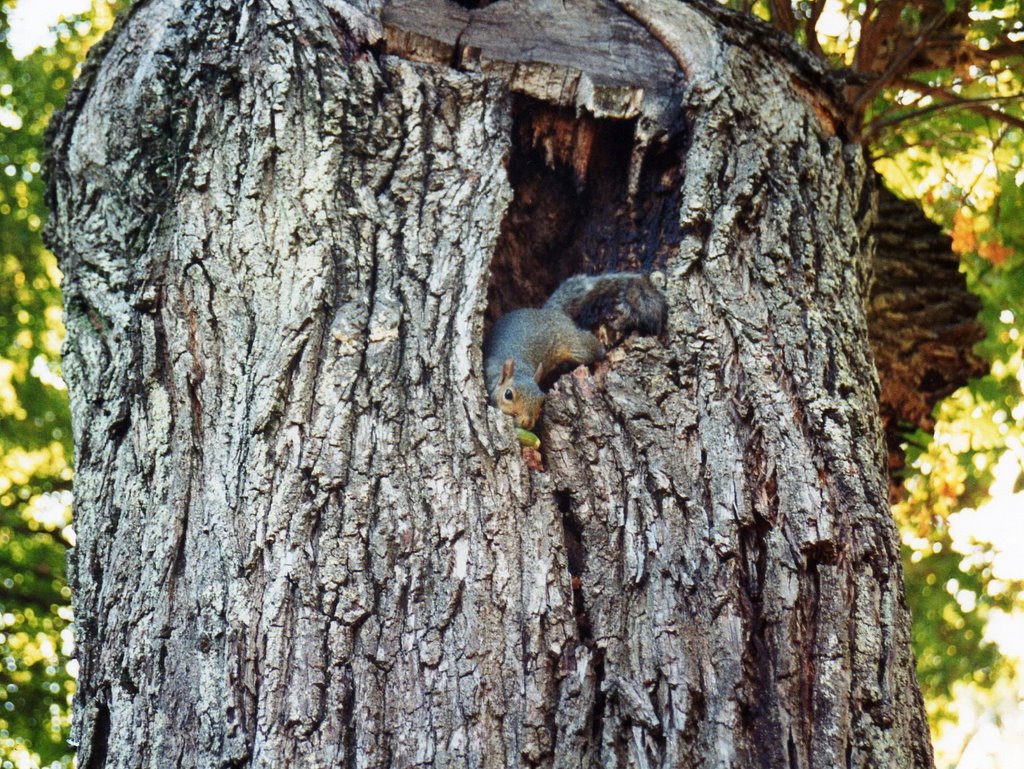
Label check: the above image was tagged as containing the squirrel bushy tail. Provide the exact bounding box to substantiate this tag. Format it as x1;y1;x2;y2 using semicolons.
484;272;667;430
544;272;668;340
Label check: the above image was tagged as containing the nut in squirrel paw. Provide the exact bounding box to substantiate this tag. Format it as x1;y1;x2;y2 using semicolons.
521;446;544;472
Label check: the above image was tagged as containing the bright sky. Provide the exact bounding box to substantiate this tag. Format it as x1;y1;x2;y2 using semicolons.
936;447;1024;769
6;0;91;58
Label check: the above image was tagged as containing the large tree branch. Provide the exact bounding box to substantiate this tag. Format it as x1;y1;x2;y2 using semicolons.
768;0;797;34
856;0;906;74
868;186;986;491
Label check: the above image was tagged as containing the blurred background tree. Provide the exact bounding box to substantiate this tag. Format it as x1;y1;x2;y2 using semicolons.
0;1;120;766
0;0;1019;766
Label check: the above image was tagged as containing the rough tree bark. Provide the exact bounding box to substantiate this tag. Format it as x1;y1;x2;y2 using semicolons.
45;0;949;766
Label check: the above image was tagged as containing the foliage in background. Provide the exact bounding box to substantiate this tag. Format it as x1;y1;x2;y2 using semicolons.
864;3;1024;746
885;151;1024;751
0;2;118;766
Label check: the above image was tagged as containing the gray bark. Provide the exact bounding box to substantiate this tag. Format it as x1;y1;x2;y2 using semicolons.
46;0;935;767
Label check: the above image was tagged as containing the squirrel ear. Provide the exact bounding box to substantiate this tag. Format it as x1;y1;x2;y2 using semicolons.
534;361;544;383
501;357;515;382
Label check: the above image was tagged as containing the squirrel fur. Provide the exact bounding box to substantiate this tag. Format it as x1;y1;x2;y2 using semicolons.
484;272;667;429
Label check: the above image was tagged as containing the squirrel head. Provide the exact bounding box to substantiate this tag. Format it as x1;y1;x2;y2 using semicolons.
491;357;544;430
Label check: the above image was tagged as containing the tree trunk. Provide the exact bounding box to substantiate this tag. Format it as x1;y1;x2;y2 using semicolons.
46;0;936;767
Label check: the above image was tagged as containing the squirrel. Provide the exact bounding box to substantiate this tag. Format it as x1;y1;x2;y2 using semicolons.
484;272;668;430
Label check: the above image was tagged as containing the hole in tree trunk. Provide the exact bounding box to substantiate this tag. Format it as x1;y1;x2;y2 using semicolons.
557;491;585;579
450;0;502;9
486;95;686;327
83;698;111;769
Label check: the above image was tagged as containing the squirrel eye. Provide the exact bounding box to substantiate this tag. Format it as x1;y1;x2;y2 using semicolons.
503;388;514;401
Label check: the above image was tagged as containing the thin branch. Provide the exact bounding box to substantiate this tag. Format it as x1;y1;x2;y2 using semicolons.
986;128;1010;231
867;87;930;125
864;90;1024;142
805;0;826;59
962;103;1024;131
857;0;907;74
969;42;1024;62
854;0;878;72
961;128;1006;202
898;77;1024;112
893;37;1024;80
853;11;953;116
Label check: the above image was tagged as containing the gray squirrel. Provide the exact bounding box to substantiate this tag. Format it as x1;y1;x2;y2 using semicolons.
484;273;667;429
